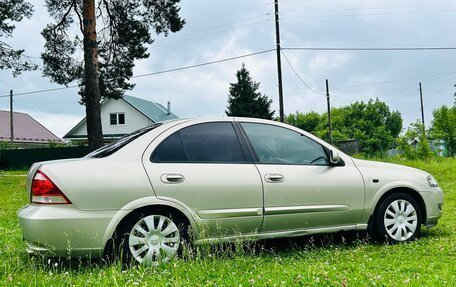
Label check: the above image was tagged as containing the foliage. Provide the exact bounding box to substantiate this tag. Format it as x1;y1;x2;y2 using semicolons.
286;99;402;156
0;0;37;75
0;141;12;150
285;111;322;135
397;121;433;160
0;141;19;150
226;63;274;120
431;105;456;157
47;140;71;148
41;0;185;149
1;158;456;285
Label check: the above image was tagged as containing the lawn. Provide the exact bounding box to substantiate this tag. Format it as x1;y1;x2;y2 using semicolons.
1;158;455;286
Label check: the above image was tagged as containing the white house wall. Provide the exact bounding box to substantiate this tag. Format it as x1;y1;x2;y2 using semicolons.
71;99;154;137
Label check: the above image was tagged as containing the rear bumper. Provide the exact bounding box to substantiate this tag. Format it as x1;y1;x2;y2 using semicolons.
18;204;116;257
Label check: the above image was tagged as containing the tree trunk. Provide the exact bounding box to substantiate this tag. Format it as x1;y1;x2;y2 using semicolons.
82;0;103;150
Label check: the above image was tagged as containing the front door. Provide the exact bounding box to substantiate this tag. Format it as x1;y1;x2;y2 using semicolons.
239;122;365;233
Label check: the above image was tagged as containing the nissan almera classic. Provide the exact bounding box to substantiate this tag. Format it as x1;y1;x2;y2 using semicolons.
18;118;444;265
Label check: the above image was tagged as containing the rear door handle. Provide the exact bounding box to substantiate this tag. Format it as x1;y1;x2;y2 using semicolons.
265;174;284;183
161;174;185;184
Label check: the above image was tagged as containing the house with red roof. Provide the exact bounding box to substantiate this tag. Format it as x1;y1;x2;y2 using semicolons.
0;110;62;146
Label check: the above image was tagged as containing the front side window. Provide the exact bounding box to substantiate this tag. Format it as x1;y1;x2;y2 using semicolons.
240;123;328;165
110;113;125;125
152;122;246;163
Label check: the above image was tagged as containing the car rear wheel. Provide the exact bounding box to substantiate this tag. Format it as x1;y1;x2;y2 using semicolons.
118;211;188;265
374;193;421;243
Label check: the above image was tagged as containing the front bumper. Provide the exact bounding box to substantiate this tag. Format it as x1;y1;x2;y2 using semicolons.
421;186;444;228
18;204;116;257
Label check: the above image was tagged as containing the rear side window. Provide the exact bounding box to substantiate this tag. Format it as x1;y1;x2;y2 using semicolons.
151;122;246;163
151;132;186;162
86;123;162;158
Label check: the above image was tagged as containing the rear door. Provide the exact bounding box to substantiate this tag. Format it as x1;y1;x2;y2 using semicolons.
142;121;263;237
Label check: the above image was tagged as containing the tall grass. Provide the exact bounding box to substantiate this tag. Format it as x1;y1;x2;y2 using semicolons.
1;158;455;286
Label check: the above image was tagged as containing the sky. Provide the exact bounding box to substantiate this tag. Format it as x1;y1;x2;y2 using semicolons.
1;0;456;137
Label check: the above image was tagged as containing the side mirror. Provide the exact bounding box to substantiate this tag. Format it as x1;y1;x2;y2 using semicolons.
329;149;340;165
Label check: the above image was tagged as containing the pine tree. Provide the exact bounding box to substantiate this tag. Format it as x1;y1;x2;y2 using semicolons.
41;0;185;150
0;0;37;76
226;63;274;120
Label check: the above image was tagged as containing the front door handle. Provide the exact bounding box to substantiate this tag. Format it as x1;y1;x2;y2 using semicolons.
265;174;284;183
161;174;185;184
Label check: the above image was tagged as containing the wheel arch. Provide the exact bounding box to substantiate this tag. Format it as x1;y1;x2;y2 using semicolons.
101;199;197;258
114;205;191;234
369;187;427;228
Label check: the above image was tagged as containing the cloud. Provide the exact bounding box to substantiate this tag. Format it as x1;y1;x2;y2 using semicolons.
130;27;278;118
15;109;82;138
309;54;351;73
1;0;455;133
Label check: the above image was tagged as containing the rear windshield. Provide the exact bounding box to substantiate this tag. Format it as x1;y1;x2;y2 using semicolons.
85;123;162;158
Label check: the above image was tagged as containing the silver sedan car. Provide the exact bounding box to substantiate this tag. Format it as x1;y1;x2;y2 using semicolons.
18;118;444;264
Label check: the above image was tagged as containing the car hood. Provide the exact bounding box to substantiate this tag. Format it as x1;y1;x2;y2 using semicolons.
352;158;423;174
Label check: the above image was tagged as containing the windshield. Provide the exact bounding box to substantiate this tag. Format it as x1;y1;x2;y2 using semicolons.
85;123;162;158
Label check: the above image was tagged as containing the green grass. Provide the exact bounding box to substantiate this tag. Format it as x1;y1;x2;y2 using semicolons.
1;158;455;286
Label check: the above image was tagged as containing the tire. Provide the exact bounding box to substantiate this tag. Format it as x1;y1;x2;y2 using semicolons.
373;192;422;243
116;209;188;265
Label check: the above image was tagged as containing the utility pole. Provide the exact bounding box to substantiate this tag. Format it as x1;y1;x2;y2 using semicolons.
326;79;333;145
274;0;284;122
419;82;425;136
10;90;14;143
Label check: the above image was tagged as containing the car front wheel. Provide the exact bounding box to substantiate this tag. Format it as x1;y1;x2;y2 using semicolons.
374;193;422;243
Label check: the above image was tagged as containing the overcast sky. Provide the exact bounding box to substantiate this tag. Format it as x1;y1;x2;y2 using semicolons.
1;0;456;137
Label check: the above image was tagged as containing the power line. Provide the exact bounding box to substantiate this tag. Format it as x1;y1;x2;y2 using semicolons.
281;9;456;19
0;46;39;60
3;46;455;98
423;85;453;103
131;49;275;79
332;70;456;90
280;3;456;13
1;49;275;97
283;47;456;51
185;2;272;25
154;14;271;44
5;19;271;60
280;49;322;95
295;95;325;112
0;85;79;98
152;19;271;47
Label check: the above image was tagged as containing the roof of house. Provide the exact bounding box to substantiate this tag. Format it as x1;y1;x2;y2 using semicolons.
123;95;178;122
0;110;62;143
63;95;178;139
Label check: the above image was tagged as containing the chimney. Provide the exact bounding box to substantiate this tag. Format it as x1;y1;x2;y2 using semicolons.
167;101;171;115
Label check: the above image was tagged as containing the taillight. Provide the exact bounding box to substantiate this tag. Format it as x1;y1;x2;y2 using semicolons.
31;170;71;204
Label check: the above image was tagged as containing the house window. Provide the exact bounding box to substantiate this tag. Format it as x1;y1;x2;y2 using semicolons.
110;113;125;125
